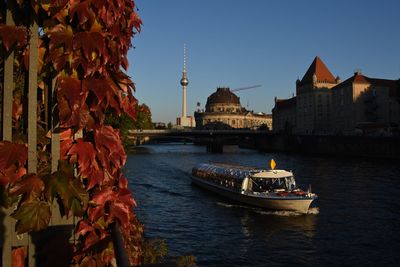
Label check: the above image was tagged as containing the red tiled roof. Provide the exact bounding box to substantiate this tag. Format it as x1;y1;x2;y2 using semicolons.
333;73;399;96
300;56;336;84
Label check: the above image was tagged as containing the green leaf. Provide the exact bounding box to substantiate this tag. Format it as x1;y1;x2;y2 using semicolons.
0;186;19;208
12;201;51;234
47;170;69;202
68;178;89;216
47;170;88;216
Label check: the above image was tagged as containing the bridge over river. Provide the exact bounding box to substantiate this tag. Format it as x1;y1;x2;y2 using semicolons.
128;129;272;153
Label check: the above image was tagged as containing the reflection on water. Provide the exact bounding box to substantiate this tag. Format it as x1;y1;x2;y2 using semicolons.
126;144;400;267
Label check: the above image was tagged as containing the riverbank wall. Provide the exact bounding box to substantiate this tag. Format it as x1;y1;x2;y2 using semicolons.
240;134;400;159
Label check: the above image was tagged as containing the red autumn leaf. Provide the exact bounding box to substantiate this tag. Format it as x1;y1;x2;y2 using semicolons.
73;31;105;62
57;76;85;107
0;25;28;51
118;188;136;207
79;256;97;267
108;201;130;225
60;138;73;160
0;141;28;170
47;23;73;52
91;187;116;206
71;103;91;130
56;76;90;128
119;176;128;189
0;165;26;185
89;187;135;225
49;48;70;71
121;55;129;70
60;128;73;160
68;139;96;172
120;93;137;120
58;93;70;120
83;164;104;189
75;220;109;251
15;0;24;7
11;247;26;267
12;95;23;121
130;12;142;32
94;126;126;170
111;70;136;94
100;244;115;265
11;200;51;234
60;128;73;140
84;78;107;103
70;1;95;27
9;174;45;201
42;0;69;16
75;220;94;238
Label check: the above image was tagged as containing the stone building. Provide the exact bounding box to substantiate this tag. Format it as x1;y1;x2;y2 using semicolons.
331;72;400;135
272;56;400;135
272;96;296;133
295;56;341;134
194;87;272;130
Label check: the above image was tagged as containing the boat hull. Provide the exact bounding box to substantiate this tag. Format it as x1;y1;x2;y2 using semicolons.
192;176;315;214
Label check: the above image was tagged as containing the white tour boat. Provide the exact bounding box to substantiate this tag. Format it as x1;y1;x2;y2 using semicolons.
191;160;317;213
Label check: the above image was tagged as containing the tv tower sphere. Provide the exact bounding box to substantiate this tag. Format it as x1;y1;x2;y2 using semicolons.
180;74;189;86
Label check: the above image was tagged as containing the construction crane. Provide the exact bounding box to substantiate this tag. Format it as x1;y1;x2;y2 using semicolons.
231;84;262;92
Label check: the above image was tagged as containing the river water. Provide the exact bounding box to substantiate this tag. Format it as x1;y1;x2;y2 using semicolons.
125;144;400;267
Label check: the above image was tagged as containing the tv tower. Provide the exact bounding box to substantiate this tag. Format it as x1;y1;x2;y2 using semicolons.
176;44;194;127
180;44;188;118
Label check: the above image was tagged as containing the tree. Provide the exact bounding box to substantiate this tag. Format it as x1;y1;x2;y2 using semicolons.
132;103;154;129
0;0;143;265
105;103;154;147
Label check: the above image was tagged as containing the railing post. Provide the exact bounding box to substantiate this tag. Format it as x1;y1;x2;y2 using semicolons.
1;3;15;267
27;19;39;267
2;3;13;141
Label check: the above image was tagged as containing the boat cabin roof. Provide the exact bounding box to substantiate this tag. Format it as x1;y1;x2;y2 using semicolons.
251;170;293;179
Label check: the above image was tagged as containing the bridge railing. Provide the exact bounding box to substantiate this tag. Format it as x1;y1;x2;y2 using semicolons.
128;129;267;135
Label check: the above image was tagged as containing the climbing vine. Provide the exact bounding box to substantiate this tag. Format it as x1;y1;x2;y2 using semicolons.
0;0;142;265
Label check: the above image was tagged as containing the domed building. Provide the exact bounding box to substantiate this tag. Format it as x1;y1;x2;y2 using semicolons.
194;87;272;130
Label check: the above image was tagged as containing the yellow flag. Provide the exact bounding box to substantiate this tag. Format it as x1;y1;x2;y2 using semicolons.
270;159;276;170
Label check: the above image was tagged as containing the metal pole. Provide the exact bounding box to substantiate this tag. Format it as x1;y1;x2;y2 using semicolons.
110;222;130;267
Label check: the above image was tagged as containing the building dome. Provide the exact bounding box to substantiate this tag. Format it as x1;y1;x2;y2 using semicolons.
195;86;272;130
206;87;240;106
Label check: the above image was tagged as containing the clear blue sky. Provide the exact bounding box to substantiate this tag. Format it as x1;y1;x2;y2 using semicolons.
127;0;400;124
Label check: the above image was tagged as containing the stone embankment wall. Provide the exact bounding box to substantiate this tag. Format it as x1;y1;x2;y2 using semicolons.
240;134;400;159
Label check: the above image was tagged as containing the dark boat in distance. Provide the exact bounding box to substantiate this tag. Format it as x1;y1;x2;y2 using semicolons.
191;161;317;213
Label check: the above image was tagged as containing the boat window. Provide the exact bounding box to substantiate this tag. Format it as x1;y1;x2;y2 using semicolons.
250;177;293;192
